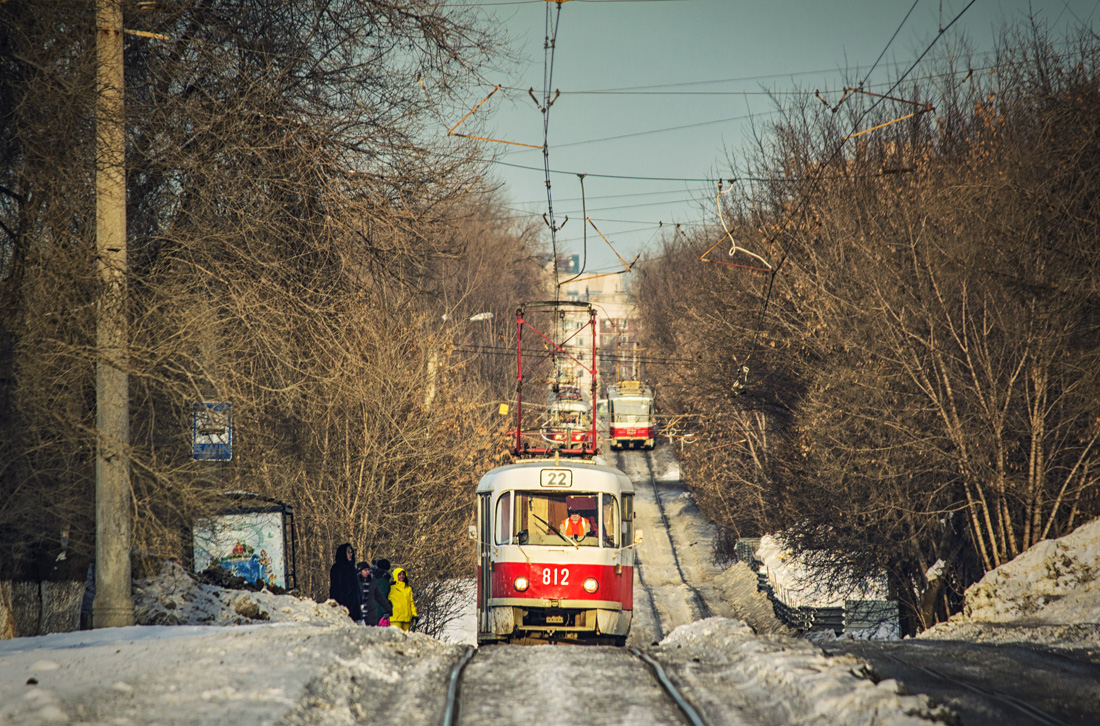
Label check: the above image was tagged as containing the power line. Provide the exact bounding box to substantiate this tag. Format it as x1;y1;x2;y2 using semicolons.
513;187;709;205
505;110;770;153
499;49;1005;96
493;160;721;182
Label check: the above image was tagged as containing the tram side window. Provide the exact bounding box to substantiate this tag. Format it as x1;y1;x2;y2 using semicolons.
495;491;512;545
601;493;619;547
621;494;634;547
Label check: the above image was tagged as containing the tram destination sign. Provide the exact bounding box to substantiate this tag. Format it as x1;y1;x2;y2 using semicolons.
539;469;573;488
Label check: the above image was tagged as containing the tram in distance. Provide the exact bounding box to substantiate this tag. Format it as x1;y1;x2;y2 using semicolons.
542;393;593;448
473;458;637;645
606;380;656;451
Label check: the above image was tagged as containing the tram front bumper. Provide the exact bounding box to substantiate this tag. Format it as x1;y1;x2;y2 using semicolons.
486;599;631;637
488;598;622;610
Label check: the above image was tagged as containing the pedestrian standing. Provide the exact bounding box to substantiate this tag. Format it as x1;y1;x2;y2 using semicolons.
388;567;418;632
329;543;362;623
372;559;393;626
357;561;391;626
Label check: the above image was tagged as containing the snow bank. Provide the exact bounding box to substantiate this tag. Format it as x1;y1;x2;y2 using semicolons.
134;561;350;627
956;517;1100;624
656;618;953;725
921;517;1100;649
756;535;889;608
0;620;464;726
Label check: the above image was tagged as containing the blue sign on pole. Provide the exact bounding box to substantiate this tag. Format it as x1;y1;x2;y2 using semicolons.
192;402;232;461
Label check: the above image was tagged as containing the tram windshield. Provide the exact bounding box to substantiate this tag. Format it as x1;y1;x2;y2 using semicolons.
498;492;619;547
611;399;651;423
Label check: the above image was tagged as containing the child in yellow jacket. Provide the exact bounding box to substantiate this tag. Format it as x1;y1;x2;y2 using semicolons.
388;567;418;631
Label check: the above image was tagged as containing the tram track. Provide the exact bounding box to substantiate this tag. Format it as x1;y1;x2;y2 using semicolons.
633;538;667;642
441;644;711;726
639;450;711;621
877;652;1072;726
629;647;709;726
618;447;667;642
617;449;711;636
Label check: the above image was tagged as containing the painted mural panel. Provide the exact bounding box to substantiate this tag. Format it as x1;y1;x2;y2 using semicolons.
192;511;285;588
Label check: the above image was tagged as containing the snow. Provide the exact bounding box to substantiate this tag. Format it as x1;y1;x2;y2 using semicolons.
3;465;1097;724
953;517;1100;624
920;516;1100;654
1;564;466;726
133;561;351;626
756;534;890;608
654;618;953;725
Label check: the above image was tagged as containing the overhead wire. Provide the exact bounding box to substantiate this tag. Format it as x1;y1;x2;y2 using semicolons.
538;0;566;296
561;173;591;286
498;52;1007;96
505;110;768;153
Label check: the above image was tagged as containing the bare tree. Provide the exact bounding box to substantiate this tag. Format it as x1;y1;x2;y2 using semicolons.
635;21;1100;631
1;0;538;636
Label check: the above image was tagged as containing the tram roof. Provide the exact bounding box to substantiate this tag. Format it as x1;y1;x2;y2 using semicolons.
607;381;653;399
476;458;634;495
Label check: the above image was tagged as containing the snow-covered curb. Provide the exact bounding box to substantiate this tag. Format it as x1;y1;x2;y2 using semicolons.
654;618;954;725
134;561;350;627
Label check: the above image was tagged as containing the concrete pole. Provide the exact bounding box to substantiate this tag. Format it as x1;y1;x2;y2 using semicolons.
93;0;134;628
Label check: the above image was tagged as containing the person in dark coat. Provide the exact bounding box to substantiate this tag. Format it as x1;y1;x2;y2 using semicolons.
329;543;362;622
372;559;393;612
357;561;391;626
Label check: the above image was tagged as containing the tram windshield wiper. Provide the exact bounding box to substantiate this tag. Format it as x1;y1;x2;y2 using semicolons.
528;512;579;549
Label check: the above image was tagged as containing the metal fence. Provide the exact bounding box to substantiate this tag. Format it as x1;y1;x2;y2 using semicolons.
735;538;895;637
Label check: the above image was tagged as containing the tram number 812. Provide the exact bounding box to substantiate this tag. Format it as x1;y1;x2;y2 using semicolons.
543;567;569;585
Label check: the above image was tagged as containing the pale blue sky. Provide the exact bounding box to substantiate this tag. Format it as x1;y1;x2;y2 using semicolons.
457;0;1100;274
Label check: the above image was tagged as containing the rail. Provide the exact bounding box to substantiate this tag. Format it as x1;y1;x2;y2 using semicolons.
882;653;1071;726
442;646;709;726
628;450;712;621
630;648;709;726
439;646;476;726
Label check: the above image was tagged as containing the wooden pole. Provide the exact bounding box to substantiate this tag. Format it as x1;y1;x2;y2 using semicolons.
93;0;134;628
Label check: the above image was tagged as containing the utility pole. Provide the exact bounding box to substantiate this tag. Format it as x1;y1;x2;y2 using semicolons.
93;0;134;628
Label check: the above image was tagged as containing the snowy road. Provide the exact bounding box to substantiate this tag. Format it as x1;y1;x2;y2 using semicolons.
457;645;689;726
821;638;1100;725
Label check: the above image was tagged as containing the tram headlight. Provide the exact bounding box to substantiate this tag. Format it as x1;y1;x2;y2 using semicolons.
582;577;599;593
513;576;530;592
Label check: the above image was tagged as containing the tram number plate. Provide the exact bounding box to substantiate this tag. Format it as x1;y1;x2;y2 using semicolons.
545;615;564;624
540;469;573;488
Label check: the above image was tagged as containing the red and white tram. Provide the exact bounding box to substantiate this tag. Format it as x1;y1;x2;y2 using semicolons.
607;380;656;450
542;397;593;447
474;458;636;645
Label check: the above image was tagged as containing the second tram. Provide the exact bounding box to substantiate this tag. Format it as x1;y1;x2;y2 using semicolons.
607;380;656;450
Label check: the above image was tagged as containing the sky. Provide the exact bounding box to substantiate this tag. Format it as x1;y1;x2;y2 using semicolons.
454;0;1100;276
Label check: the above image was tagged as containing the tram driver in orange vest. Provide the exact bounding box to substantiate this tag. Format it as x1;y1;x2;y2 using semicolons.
560;509;592;540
